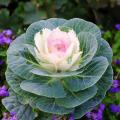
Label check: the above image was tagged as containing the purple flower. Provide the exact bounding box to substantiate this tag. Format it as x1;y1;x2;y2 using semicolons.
86;104;105;120
9;112;17;120
53;115;57;120
4;38;12;44
0;29;13;45
99;104;105;111
115;24;120;30
0;34;5;45
0;85;9;97
10;112;16;116
114;59;120;65
2;112;17;120
0;59;4;65
69;114;74;120
3;29;13;36
109;80;120;93
109;104;120;113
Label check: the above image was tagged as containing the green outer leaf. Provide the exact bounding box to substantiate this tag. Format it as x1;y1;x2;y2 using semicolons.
5;68;73;115
46;18;67;27
7;34;37;80
55;85;97;108
29;97;74;115
5;68;32;104
62;18;101;44
2;90;37;120
78;32;98;68
96;38;113;63
30;67;83;78
20;79;66;98
64;56;109;92
74;65;113;119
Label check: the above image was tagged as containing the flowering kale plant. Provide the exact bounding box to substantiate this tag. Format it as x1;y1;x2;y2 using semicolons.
2;18;113;120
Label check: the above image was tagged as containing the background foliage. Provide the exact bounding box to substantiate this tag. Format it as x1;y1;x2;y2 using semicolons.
0;0;120;120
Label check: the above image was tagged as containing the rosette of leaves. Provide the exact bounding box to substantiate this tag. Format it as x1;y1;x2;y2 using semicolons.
2;18;113;120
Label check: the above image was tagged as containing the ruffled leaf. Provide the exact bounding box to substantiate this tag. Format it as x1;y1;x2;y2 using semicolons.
55;85;97;108
78;32;98;68
64;56;109;91
74;65;113;119
96;38;113;63
62;18;101;43
2;90;37;120
20;79;66;98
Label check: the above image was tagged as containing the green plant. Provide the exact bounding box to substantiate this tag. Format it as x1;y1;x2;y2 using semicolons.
2;18;113;120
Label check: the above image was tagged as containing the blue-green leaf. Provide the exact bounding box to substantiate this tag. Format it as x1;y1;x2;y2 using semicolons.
6;69;73;115
46;18;67;27
7;34;37;80
74;65;113;119
78;32;98;68
29;96;74;115
64;56;109;91
20;79;66;98
55;85;97;108
2;90;37;120
96;38;113;63
62;18;101;43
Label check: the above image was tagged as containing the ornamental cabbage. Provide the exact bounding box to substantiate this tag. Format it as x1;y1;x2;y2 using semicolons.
2;18;113;120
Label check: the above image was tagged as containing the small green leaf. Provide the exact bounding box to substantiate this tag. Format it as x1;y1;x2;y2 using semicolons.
59;26;72;32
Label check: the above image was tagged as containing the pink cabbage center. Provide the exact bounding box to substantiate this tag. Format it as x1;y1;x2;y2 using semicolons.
47;30;70;57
